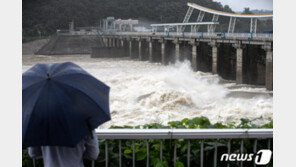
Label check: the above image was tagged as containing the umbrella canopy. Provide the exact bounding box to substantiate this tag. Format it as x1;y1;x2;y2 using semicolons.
22;62;110;148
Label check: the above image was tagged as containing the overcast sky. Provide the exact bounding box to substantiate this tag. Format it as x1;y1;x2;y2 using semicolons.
213;0;273;12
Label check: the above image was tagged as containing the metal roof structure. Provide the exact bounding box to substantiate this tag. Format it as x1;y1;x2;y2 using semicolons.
187;2;273;18
150;22;219;33
147;2;273;33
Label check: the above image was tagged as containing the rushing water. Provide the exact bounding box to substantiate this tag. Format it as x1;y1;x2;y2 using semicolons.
22;54;273;128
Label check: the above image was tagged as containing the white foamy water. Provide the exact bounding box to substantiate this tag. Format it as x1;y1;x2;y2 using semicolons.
22;54;273;128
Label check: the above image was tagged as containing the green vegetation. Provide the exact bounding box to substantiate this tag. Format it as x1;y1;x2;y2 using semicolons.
23;0;272;38
22;116;273;167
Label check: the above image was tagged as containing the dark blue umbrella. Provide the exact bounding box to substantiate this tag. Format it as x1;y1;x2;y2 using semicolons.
22;62;111;148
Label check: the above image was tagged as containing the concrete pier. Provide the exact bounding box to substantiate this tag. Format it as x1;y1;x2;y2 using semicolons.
159;38;167;65
189;40;198;71
209;41;218;74
119;39;122;47
113;38;116;47
173;38;180;62
146;37;155;62
115;38;120;47
103;38;106;47
149;41;153;62
192;45;197;71
109;38;113;47
234;43;243;84
161;42;166;65
111;38;114;47
129;39;133;58
121;39;124;47
263;44;273;90
105;38;109;47
108;38;111;47
138;40;143;61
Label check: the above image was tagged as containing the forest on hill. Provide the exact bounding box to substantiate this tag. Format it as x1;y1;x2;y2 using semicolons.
23;0;273;38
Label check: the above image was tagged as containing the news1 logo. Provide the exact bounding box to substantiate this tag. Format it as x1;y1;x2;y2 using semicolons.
220;149;272;165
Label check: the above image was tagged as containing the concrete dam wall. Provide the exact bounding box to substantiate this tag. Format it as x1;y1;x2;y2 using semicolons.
36;35;104;55
95;36;273;90
33;34;272;90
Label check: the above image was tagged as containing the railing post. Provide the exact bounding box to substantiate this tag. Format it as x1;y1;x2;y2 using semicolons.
160;139;163;161
132;140;135;167
119;140;122;167
187;139;191;167
214;140;217;167
146;139;150;167
174;141;177;163
240;139;244;167
105;140;108;167
200;140;204;167
253;139;258;167
227;139;231;167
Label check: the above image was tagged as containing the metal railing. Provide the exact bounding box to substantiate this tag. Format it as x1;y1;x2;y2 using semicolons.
31;129;272;167
56;31;272;41
112;32;273;41
95;129;273;167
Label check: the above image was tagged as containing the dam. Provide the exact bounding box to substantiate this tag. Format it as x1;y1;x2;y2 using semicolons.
93;2;273;90
36;2;273;90
32;2;273;111
96;31;273;90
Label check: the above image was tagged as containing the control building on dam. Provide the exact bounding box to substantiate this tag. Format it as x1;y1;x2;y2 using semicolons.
92;2;273;90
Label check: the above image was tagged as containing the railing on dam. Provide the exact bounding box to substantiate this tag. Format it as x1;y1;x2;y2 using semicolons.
112;32;273;41
57;31;273;41
31;129;273;167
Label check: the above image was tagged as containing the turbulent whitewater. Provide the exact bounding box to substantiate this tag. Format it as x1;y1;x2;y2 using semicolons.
22;54;273;128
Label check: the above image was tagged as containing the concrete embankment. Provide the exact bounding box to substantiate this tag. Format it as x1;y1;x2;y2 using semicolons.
22;39;50;55
35;35;104;55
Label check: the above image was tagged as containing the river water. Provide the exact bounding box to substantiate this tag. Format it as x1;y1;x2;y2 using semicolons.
22;54;273;128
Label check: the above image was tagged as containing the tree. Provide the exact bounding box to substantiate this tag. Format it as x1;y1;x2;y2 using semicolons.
243;7;252;14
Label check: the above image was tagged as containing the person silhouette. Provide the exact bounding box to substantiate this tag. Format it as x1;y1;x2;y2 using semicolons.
28;130;99;167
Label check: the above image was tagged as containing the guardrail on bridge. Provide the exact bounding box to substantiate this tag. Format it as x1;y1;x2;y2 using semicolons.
111;32;273;41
